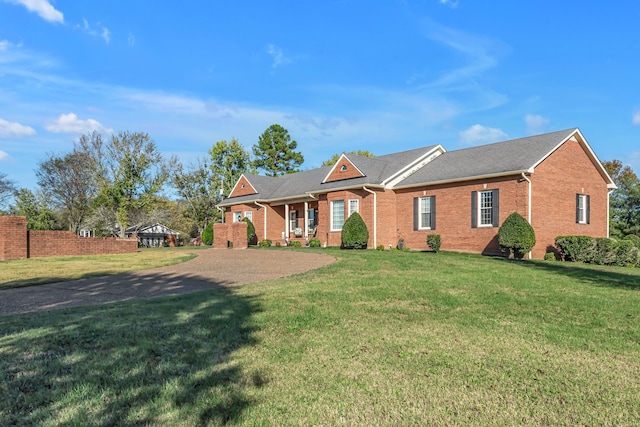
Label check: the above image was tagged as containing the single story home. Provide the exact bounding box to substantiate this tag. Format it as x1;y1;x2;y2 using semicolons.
216;128;616;258
125;223;180;247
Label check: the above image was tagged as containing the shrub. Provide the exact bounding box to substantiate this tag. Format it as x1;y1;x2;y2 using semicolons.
341;212;369;249
426;234;441;253
241;217;256;244
593;238;618;265
623;234;640;249
259;239;272;247
201;223;213;246
615;240;639;267
290;240;302;248
309;238;321;248
555;236;595;263
376;245;385;251
498;212;536;259
275;242;281;247
544;252;556;261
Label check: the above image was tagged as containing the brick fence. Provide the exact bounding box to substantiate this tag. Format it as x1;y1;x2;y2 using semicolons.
213;222;248;249
0;216;138;261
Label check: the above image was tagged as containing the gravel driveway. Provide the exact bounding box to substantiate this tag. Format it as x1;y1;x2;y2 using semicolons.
0;248;336;316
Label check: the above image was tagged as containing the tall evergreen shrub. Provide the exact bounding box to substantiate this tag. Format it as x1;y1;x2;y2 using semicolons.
341;212;369;249
241;217;256;245
201;223;213;245
497;212;536;259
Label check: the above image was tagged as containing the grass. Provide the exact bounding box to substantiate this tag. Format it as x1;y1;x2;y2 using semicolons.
1;249;639;425
0;250;198;289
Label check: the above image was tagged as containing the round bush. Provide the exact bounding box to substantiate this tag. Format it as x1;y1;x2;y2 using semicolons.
498;212;536;259
290;240;302;247
623;234;640;249
426;234;441;253
309;238;321;248
341;212;369;249
201;223;213;245
259;239;272;247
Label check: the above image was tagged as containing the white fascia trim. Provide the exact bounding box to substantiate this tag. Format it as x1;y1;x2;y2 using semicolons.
307;183;386;199
382;145;446;188
321;153;366;184
530;128;617;189
228;174;258;197
392;170;530;190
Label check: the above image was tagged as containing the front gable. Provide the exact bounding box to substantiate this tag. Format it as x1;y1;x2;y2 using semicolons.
229;174;259;198
322;154;366;183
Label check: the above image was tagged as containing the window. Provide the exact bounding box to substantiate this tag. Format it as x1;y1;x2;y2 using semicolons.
244;211;252;222
348;199;359;217
308;208;317;229
576;194;590;224
233;212;242;222
340;165;348;171
331;200;345;231
413;196;436;230
471;190;499;228
289;210;298;231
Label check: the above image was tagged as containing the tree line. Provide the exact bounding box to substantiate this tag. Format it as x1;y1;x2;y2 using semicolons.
0;124;369;242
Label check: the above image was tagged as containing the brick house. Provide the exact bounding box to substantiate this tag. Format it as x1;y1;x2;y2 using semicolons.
216;128;616;258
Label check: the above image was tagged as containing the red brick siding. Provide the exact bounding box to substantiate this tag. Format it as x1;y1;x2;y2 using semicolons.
395;176;528;254
213;222;248;249
530;139;609;258
229;176;258;197
27;230;138;258
324;157;365;182
0;216;28;260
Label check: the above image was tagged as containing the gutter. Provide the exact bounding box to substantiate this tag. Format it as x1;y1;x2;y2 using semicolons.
607;189;614;237
392;169;532;190
521;172;532;259
362;186;377;248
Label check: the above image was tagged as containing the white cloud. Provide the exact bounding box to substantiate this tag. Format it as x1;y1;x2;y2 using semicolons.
267;44;292;69
127;32;136;47
633;110;640;126
77;18;111;44
0;150;9;161
101;27;111;44
4;0;64;23
525;114;550;134
459;124;507;145
45;113;111;134
0;118;36;137
439;0;459;8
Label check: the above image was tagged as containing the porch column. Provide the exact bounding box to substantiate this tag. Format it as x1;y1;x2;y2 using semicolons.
304;201;309;238
284;204;289;237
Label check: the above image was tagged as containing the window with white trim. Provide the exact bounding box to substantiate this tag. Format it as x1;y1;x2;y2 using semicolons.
331;200;345;231
413;196;436;230
479;191;493;226
289;210;298;231
244;211;252;221
348;198;359;217
471;189;499;228
233;212;242;222
576;194;590;224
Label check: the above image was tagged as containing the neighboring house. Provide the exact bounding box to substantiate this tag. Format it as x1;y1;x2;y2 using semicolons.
125;223;180;247
216;128;616;258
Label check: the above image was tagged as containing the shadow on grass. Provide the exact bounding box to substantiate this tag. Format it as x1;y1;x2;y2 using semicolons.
0;275;261;426
497;257;640;291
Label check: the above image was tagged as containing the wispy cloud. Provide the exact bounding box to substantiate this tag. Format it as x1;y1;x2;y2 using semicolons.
3;0;63;23
0;150;9;161
45;113;111;134
0;118;36;137
633;110;640;126
127;32;136;47
439;0;459;8
525;114;550;134
267;44;292;69
459;124;507;145
77;18;111;44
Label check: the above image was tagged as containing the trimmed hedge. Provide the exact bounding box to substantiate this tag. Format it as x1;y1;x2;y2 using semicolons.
426;234;441;253
309;238;321;248
341;212;369;249
241;217;256;244
201;223;213;246
555;235;640;267
623;234;640;249
498;212;536;259
555;236;596;263
259;239;272;247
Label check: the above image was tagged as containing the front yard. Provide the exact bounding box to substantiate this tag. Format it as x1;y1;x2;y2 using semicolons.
1;249;639;425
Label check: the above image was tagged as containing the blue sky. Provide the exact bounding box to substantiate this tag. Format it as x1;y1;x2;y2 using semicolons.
1;0;639;193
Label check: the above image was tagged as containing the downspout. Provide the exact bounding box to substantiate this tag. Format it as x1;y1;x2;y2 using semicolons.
254;201;268;241
606;190;614;237
521;173;532;259
217;206;225;223
362;186;377;248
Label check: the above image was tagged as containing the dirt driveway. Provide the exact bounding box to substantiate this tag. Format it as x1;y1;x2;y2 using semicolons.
0;249;336;316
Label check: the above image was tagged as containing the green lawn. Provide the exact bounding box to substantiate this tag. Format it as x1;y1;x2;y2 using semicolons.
1;249;639;426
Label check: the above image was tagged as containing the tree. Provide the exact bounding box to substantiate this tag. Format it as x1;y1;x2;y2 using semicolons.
208;138;253;197
498;212;536;259
92;131;175;238
9;188;57;230
36;150;96;233
602;160;640;238
341;212;369;249
252;124;304;176
172;157;219;235
0;172;16;212
321;150;375;167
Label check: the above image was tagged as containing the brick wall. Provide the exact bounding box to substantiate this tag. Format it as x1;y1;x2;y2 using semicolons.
0;216;137;260
213;221;248;249
0;216;28;260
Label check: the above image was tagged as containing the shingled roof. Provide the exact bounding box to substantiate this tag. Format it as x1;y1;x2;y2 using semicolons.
217;128;614;207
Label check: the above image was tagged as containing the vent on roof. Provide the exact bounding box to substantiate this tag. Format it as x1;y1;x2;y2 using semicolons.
340;165;348;171
241;183;245;189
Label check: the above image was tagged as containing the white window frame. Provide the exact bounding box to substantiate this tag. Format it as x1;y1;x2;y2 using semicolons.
331;200;345;231
244;210;252;221
289;210;298;231
348;198;359;217
577;194;587;224
478;190;494;227
418;196;432;230
233;212;242;222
